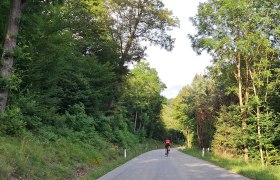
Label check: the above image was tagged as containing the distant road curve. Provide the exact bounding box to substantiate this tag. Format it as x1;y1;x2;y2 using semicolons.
98;149;250;180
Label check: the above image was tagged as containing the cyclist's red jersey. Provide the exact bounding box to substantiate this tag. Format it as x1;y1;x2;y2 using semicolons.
165;139;171;144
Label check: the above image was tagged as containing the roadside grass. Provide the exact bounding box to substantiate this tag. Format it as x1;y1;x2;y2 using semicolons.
0;135;104;179
181;148;280;180
0;134;162;180
86;139;162;179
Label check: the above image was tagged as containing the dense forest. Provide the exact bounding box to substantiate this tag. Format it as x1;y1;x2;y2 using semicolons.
162;0;280;166
0;0;180;178
0;0;279;179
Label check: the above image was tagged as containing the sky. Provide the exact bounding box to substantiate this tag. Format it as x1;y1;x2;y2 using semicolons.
145;0;211;99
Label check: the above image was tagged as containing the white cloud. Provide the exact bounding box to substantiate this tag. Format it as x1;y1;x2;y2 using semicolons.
145;0;211;98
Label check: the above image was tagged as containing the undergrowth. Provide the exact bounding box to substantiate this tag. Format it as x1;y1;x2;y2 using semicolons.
0;133;160;180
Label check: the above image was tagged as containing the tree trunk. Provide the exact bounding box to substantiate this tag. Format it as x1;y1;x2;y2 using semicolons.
264;52;273;166
256;106;264;166
134;110;138;132
186;129;192;148
196;120;202;147
236;51;249;162
250;68;265;166
110;0;145;110
0;0;26;112
121;0;143;62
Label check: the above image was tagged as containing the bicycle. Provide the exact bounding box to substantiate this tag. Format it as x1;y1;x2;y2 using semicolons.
165;146;170;157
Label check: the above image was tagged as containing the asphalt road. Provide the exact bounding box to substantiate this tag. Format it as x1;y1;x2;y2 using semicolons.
98;149;251;180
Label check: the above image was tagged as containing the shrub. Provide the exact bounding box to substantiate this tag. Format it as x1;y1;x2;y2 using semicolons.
212;105;242;157
65;103;95;132
0;107;25;136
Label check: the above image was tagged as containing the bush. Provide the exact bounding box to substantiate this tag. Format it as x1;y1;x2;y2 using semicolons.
38;126;59;142
0;107;25;136
95;116;115;142
114;129;138;148
15;96;43;131
212;105;242;157
65;103;96;132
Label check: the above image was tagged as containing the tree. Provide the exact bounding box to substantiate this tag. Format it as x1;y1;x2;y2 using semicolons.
212;105;242;157
0;0;10;52
189;0;280;163
0;0;28;112
14;0;120;116
106;0;179;65
172;86;195;148
0;0;65;112
123;61;166;139
161;99;179;130
160;99;184;143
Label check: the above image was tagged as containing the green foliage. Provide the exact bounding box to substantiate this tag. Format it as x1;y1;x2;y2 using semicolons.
65;103;95;132
123;61;166;139
107;0;179;63
0;76;8;91
0;132;162;179
114;129;138;148
189;0;280;164
9;0;119;119
0;0;175;178
0;135;103;179
0;72;21;92
172;86;195;148
246;110;280;165
7;72;22;91
2;49;15;59
0;107;25;136
160;99;185;143
172;75;219;149
14;96;43;131
161;100;179;130
212;105;242;157
0;0;10;54
165;129;185;144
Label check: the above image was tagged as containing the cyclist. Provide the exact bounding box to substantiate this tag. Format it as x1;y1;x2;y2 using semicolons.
165;139;171;156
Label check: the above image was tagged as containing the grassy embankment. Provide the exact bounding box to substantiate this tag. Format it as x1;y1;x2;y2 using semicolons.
181;148;280;180
0;134;161;180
